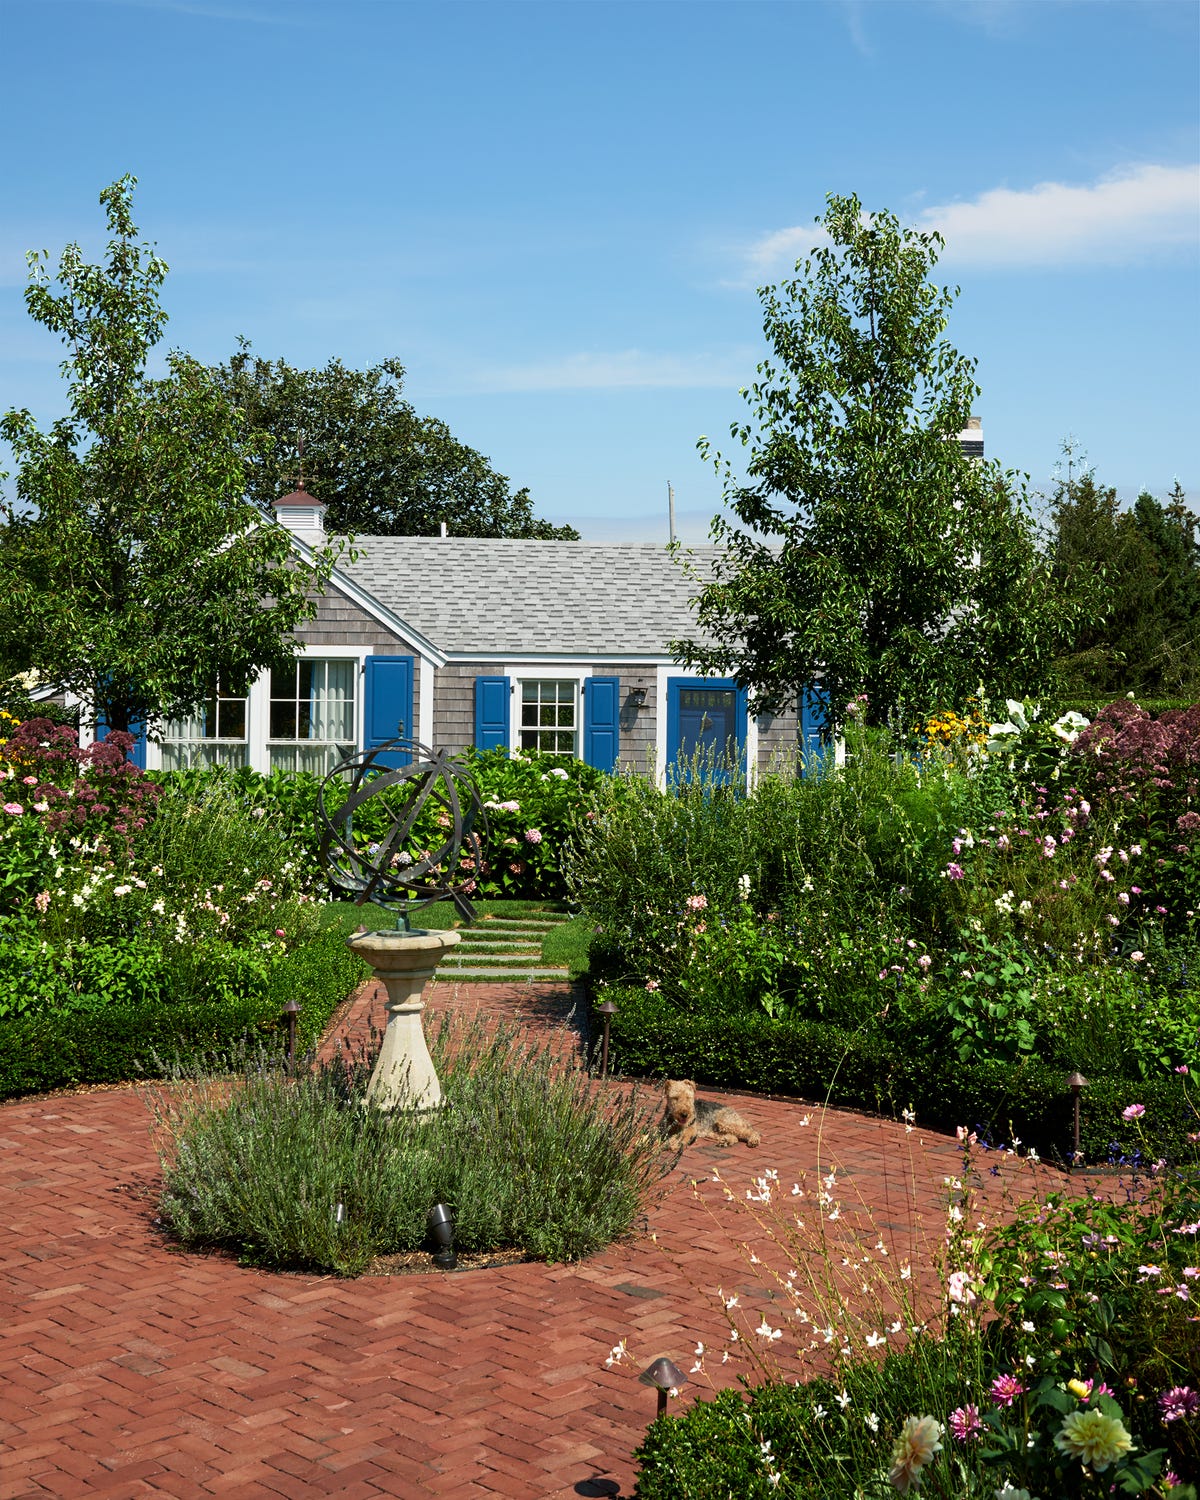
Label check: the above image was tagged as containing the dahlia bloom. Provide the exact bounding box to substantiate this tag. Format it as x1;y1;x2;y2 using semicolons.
887;1415;943;1493
1053;1408;1134;1471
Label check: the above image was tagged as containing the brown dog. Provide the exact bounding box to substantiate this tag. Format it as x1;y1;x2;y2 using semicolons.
663;1080;760;1149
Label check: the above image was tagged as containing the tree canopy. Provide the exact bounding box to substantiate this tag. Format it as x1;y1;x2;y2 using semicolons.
672;193;1075;734
1049;447;1200;697
0;177;339;736
211;346;579;540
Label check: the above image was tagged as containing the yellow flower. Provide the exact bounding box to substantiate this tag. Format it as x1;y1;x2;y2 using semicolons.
1054;1408;1134;1472
888;1415;943;1492
1067;1378;1090;1400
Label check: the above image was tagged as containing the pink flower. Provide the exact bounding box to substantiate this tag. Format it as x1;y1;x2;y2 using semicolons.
944;863;965;880
685;894;708;911
1122;1103;1146;1120
34;890;51;914
1176;1065;1189;1075
1130;951;1145;962
947;1270;976;1304
2;802;23;816
1159;1386;1199;1423
991;1373;1025;1406
917;954;932;972
274;928;286;938
644;979;660;992
948;1404;983;1442
524;828;543;845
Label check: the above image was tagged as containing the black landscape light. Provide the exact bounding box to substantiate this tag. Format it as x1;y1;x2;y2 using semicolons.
283;999;301;1065
638;1356;687;1420
428;1203;456;1270
596;997;617;1078
1066;1070;1088;1168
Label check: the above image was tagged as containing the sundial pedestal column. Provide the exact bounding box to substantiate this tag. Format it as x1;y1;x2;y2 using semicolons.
347;928;462;1111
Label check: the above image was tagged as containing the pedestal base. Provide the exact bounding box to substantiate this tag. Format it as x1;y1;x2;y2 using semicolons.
346;928;462;1112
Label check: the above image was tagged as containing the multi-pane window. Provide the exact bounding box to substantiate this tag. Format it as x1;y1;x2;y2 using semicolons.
268;659;356;775
519;679;578;755
160;682;248;770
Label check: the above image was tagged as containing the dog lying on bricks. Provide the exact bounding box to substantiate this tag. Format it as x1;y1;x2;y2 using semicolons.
662;1080;761;1148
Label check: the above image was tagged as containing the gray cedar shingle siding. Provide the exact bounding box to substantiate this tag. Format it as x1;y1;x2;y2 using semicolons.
300;584;412;652
433;663;502;753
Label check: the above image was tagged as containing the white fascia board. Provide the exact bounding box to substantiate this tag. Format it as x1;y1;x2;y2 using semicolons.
441;652;678;666
288;535;447;669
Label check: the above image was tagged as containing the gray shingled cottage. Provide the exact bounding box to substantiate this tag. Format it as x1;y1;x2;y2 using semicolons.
89;419;984;778
123;485;822;781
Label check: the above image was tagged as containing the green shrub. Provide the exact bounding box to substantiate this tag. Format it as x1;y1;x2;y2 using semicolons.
149;1013;668;1275
0;916;367;1099
601;984;1199;1163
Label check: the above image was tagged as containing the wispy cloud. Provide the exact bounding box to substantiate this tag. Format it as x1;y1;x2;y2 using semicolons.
743;163;1200;277
439;348;755;395
101;0;314;24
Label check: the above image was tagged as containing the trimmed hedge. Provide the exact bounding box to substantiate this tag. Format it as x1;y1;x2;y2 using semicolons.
0;912;368;1100
602;986;1197;1164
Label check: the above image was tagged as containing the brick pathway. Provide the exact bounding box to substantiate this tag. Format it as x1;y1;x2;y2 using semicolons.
0;980;1069;1499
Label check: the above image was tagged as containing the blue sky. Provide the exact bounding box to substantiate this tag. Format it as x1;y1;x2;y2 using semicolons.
1;0;1197;542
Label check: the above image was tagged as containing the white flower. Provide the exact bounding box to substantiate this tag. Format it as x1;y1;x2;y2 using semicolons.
835;1390;851;1410
755;1318;782;1341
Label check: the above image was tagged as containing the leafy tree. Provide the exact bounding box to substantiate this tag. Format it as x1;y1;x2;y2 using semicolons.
211;345;580;540
0;177;339;736
1050;448;1200;696
672;193;1071;734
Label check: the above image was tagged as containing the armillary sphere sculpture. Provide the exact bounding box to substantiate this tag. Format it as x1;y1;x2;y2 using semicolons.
315;739;488;1112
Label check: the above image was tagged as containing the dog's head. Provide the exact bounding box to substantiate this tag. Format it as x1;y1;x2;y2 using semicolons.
663;1079;697;1125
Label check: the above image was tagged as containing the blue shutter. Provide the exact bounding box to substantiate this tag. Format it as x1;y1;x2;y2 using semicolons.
583;676;620;772
95;710;147;769
799;683;828;775
475;675;510;751
364;656;414;766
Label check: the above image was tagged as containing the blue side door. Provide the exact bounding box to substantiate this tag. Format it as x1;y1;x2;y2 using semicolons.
666;677;747;782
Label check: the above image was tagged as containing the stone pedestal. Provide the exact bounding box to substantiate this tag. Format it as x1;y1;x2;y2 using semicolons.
347;928;462;1111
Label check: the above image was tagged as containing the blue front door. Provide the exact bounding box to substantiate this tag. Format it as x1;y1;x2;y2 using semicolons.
667;678;747;781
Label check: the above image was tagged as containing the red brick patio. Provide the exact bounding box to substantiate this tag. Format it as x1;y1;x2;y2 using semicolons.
0;980;1064;1499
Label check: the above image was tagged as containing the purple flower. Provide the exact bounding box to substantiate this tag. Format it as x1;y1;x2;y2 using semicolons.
948;1404;983;1442
945;863;965;881
991;1373;1025;1406
1159;1386;1199;1423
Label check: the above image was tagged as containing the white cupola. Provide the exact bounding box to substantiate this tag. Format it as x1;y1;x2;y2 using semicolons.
272;482;327;538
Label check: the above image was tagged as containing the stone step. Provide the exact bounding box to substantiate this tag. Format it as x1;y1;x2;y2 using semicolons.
434;965;571;982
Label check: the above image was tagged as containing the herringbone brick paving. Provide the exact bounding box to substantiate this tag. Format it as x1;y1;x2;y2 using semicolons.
1;979;1067;1499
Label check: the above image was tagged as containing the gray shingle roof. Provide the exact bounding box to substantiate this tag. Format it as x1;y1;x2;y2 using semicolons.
338;538;722;656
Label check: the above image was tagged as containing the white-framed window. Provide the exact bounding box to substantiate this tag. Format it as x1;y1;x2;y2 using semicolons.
518;678;579;755
267;658;356;776
160;681;249;771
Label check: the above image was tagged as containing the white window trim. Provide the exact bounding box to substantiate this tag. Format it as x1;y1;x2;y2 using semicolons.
143;646;370;775
501;663;592;759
